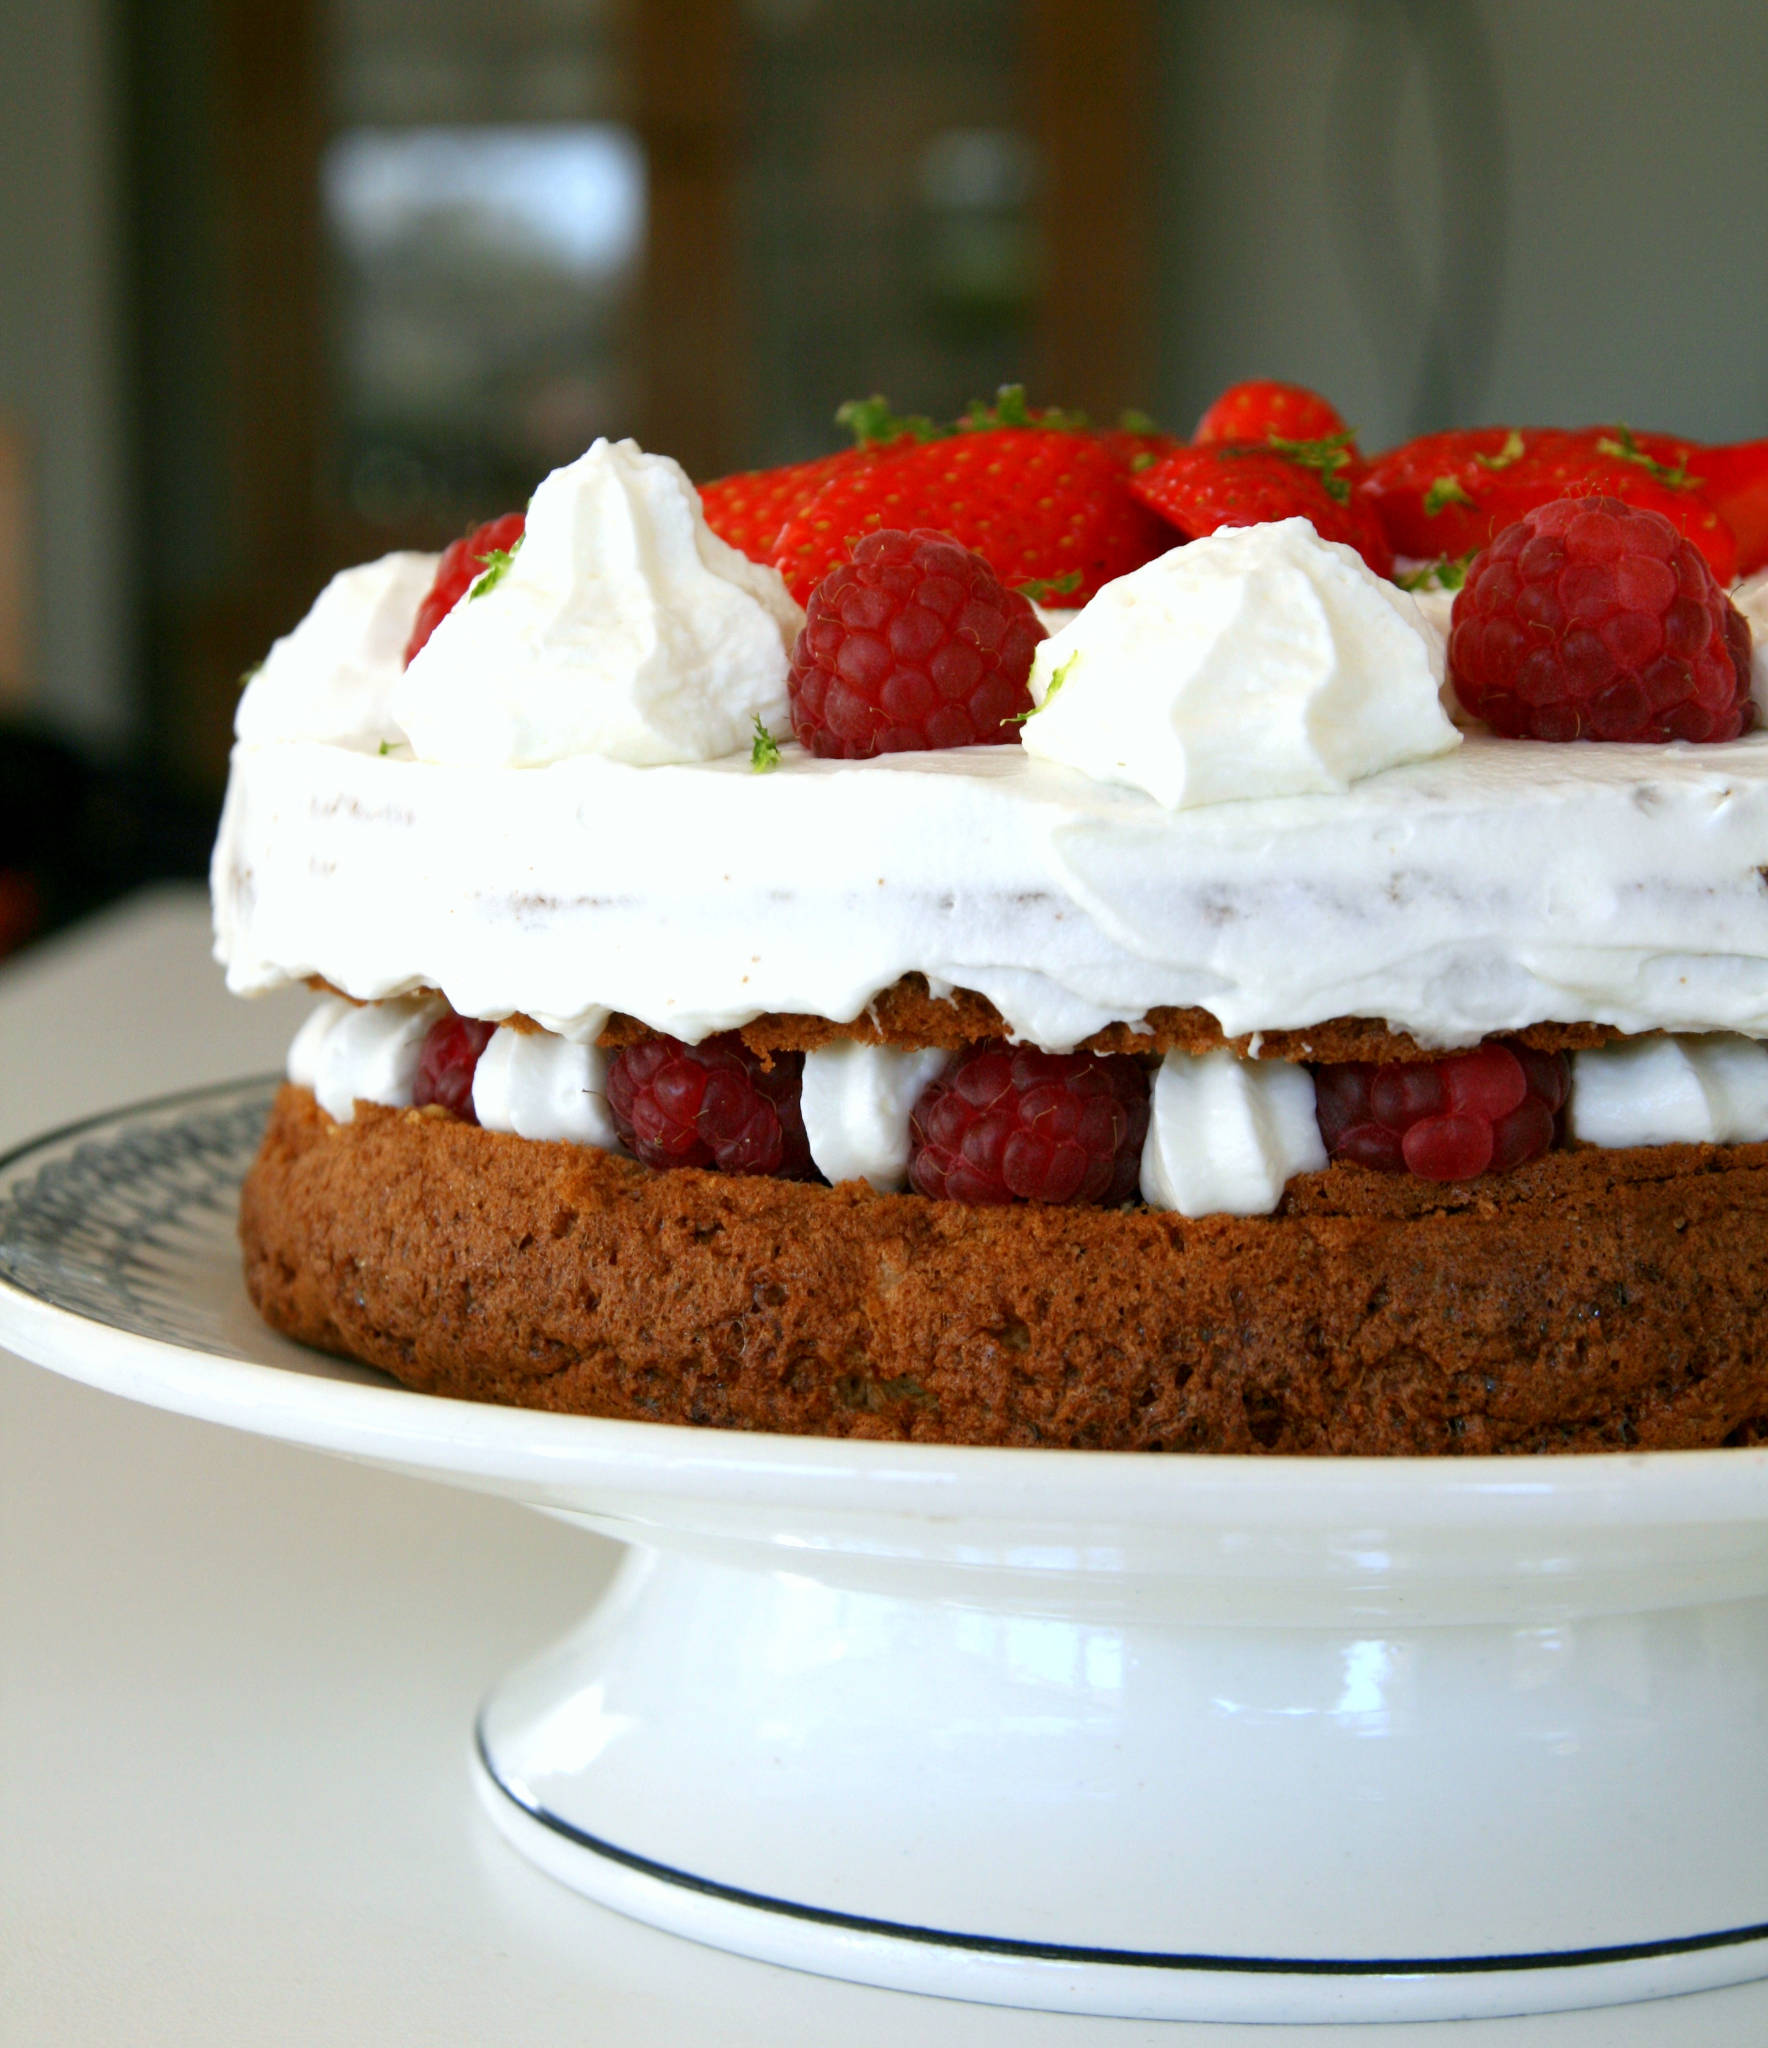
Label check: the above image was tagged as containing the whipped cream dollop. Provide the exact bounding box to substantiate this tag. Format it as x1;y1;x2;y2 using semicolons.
1140;1049;1326;1216
393;438;802;769
472;1024;621;1148
1569;1033;1768;1148
1021;519;1458;808
288;993;444;1122
237;552;439;750
800;1041;949;1191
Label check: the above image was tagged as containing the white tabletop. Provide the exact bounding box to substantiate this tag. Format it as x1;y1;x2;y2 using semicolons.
4;886;1767;2047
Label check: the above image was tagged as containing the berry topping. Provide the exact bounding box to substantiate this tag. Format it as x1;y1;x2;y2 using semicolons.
699;449;874;563
607;1033;816;1178
1687;436;1768;578
413;1011;497;1122
1129;441;1393;578
788;528;1045;758
1314;1042;1569;1182
1193;379;1352;451
1358;428;1738;583
697;396;940;562
907;1044;1150;1205
403;512;527;666
771;394;1171;606
1448;496;1754;743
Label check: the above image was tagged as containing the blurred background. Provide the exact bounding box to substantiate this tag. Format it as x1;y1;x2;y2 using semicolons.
0;0;1765;951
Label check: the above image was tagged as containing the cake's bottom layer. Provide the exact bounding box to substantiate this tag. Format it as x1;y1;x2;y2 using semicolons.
242;1085;1768;1455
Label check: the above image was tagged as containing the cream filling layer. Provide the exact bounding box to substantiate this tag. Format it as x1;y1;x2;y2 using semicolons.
284;1001;1768;1220
222;729;1768;1054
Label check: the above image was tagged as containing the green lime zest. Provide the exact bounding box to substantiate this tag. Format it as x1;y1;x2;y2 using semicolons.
1595;424;1692;490
1395;551;1476;592
1017;570;1082;605
469;537;522;598
1424;476;1476;517
1474;430;1526;471
1011;649;1079;723
750;716;783;773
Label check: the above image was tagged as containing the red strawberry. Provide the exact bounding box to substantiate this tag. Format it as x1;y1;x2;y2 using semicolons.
1359;428;1737;582
699;448;875;563
1685;438;1768;577
1194;380;1352;450
1130;441;1393;578
1095;410;1181;476
404;511;526;666
771;406;1170;606
698;395;943;565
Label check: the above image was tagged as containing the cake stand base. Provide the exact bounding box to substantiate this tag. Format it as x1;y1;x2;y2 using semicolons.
473;1541;1768;2026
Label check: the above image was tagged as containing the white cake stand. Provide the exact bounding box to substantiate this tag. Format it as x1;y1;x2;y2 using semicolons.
4;1078;1768;2027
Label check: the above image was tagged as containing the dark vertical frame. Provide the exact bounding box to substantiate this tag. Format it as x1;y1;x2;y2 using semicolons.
633;0;744;480
1027;0;1160;420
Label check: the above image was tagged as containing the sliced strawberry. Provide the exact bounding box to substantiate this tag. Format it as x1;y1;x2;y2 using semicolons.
771;420;1171;606
1360;426;1737;582
1193;380;1352;451
1130;441;1393;577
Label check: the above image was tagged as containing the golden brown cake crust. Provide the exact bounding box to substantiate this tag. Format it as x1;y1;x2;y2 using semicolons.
307;973;1621;1064
242;1084;1768;1455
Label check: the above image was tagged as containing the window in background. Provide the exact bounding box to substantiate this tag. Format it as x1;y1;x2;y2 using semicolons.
741;0;1038;463
323;0;641;543
323;124;645;532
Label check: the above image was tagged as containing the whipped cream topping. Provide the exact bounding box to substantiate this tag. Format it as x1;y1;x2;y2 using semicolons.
800;1041;949;1191
289;993;444;1122
1021;520;1458;808
1140;1049;1326;1216
392;439;801;769
237;552;439;750
1731;571;1768;716
215;727;1768;1054
472;1024;621;1148
1569;1033;1768;1148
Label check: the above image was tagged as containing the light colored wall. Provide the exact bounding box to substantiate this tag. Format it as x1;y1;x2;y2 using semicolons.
0;2;130;750
1158;0;1768;449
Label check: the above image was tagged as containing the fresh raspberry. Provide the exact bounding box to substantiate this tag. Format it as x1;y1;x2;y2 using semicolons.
1314;1042;1569;1182
1193;379;1352;451
1449;497;1754;743
1357;428;1738;582
403;511;526;666
788;528;1045;758
907;1044;1150;1205
607;1033;815;1179
1131;440;1393;577
413;1012;497;1122
771;402;1171;606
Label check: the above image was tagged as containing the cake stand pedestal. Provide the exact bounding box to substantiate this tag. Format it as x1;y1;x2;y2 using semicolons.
470;1507;1768;2025
4;1080;1768;2026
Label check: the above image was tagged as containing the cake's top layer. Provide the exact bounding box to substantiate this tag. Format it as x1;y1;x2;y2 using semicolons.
213;724;1768;1052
